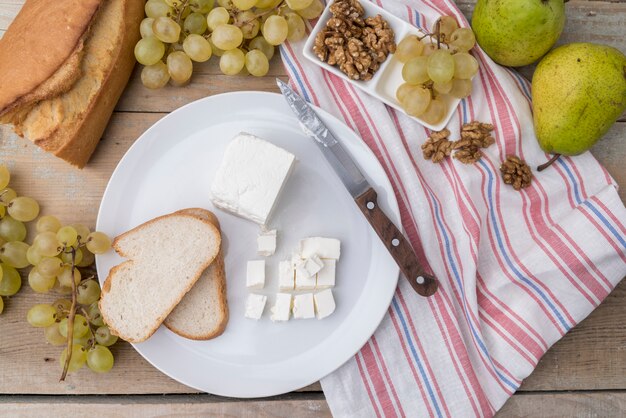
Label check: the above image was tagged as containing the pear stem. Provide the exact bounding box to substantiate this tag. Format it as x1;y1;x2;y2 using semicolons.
537;154;561;172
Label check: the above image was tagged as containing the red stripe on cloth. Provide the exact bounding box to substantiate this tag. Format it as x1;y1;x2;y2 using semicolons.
371;336;407;417
355;352;384;418
478;311;538;366
361;342;400;418
592;196;626;236
282;42;320;105
578;205;626;264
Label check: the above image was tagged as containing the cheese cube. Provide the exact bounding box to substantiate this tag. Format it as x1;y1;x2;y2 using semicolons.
316;259;336;288
300;237;341;260
246;260;265;289
296;254;324;277
278;260;295;291
292;293;315;319
257;229;277;256
210;133;296;225
295;265;317;290
245;293;267;320
314;289;336;319
271;293;292;322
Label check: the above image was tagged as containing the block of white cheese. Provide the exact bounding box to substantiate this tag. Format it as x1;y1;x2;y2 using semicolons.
314;289;336;319
294;260;317;291
292;293;315;319
245;293;267;320
246;260;265;289
278;260;294;291
257;229;277;256
300;237;341;260
271;293;292;322
210;133;296;225
296;254;324;278
316;259;336;288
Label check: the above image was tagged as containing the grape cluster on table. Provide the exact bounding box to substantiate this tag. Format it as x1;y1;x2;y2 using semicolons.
136;0;324;87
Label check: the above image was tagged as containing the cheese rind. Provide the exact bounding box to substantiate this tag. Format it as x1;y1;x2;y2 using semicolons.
316;259;336;288
246;260;266;289
300;237;341;259
257;229;277;256
245;293;267;320
293;293;315;319
271;293;292;322
314;289;336;319
210;133;296;225
278;260;295;291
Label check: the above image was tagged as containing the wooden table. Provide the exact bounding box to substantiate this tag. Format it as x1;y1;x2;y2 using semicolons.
1;0;625;416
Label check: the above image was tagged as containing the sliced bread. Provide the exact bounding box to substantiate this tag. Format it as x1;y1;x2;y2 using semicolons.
99;212;221;343
164;208;229;340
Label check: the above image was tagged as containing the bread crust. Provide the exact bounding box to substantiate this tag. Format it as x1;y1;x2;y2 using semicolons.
100;212;222;343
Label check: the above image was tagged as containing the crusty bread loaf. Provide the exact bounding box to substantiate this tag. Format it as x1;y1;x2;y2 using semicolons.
164;209;229;340
0;0;143;168
99;212;221;343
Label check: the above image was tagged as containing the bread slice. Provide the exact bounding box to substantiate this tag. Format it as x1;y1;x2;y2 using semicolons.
99;212;221;343
164;209;229;340
0;0;143;168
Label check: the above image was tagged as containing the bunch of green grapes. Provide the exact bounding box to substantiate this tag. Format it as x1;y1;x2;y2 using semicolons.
137;0;324;87
394;16;478;125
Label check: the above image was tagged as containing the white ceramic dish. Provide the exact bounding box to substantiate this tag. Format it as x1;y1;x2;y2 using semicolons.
96;91;400;398
302;0;462;131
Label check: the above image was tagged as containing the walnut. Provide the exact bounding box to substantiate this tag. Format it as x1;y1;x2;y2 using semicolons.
501;155;532;190
313;0;395;80
421;129;454;163
452;121;495;164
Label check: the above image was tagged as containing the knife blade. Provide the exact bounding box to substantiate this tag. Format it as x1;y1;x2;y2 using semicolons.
277;79;438;297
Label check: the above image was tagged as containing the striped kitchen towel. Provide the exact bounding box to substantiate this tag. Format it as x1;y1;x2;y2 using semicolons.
281;0;626;416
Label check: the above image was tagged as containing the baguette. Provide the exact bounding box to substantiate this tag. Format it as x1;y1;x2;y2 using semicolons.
99;212;221;343
0;0;143;168
164;208;229;340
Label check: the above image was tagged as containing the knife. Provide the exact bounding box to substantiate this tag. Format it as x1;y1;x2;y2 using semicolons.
277;79;438;297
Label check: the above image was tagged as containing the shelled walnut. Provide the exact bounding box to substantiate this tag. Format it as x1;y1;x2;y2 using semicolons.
421;129;454;163
501;155;532;190
453;122;495;164
313;0;396;81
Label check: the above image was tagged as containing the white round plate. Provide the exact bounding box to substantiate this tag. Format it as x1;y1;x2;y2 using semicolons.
96;91;400;398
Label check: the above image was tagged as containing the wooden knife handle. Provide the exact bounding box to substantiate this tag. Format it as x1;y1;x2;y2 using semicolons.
355;187;438;297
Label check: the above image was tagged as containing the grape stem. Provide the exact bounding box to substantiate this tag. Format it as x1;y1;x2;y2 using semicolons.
80;306;97;350
59;246;77;381
241;0;286;26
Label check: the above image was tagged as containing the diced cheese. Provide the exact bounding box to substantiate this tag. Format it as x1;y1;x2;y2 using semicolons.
245;293;267;320
271;293;292;322
257;229;277;256
278;260;295;291
296;254;324;278
300;237;341;260
210;133;296;225
246;260;265;289
316;259;336;288
295;265;317;290
292;293;315;319
314;289;336;319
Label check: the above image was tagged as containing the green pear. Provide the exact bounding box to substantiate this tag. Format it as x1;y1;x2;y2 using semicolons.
471;0;565;67
532;43;626;170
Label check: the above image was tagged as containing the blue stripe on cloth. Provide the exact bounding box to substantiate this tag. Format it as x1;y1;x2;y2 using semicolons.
582;202;626;248
556;158;584;205
281;49;311;102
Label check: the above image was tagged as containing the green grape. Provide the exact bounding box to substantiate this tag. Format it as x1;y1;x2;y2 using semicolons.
60;248;83;266
184;12;208;35
232;0;257;10
59;314;89;339
0;187;17;204
0;216;26;243
0;206;4;218
28;268;56;293
248;36;275;60
88;302;105;327
77;279;101;305
0;241;30;268
71;224;90;244
44;323;67;346
26;245;43;266
286;0;312;10
140;17;155;38
53;280;73;295
219;48;245;75
263;15;288;46
77;249;95;268
206;7;230;31
450;27;476;52
145;0;172;18
141;62;171;89
191;0;214;13
57;266;81;288
395;35;424;63
296;0;323;19
212;24;243;50
7;196;39;223
427;49;455;83
432;15;458;43
36;215;62;234
453;52;478;79
422;43;438;57
0;263;20;296
134;37;166;66
27;304;57;327
217;0;233;8
244;49;269;77
95;326;118;347
285;13;305;42
73;333;91;346
449;78;473;98
87;345;114;373
402;85;431;117
235;11;260;40
183;34;213;62
256;0;281;8
167;51;194;83
38;257;63;277
56;226;78;247
396;82;415;104
165;0;185;6
35;231;62;257
52;298;71;320
402;56;430;85
0;165;9;190
433;79;452;94
153;16;182;43
209;38;225;56
59;344;87;373
0;296;3;314
420;97;446;124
